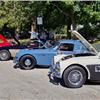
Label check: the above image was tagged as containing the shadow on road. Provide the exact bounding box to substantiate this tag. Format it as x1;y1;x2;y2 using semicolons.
85;80;100;86
13;64;100;88
13;64;49;70
48;75;100;88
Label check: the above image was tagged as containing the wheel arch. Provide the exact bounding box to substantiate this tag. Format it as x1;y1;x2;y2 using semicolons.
19;54;37;65
0;49;11;59
62;64;89;80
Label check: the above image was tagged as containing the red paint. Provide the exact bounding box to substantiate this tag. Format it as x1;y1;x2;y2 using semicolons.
0;34;11;47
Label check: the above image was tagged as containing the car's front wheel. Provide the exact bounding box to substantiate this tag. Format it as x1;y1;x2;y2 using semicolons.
0;50;11;61
63;65;86;88
19;55;36;70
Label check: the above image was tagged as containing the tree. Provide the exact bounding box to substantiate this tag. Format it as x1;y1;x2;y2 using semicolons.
0;1;99;40
74;1;100;39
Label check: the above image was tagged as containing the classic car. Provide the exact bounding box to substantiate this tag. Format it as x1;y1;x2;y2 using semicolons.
0;34;11;47
14;34;89;70
0;34;43;61
50;52;100;88
50;31;99;88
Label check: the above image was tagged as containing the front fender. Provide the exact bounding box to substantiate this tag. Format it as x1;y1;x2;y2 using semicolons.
16;49;37;61
59;59;90;79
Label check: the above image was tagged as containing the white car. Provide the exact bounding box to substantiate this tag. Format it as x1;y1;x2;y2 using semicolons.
50;52;100;88
50;30;100;88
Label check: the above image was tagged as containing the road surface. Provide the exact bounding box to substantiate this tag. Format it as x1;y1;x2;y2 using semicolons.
0;61;100;100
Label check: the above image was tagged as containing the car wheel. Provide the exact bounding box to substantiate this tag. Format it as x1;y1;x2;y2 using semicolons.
63;65;86;88
19;55;36;70
0;50;11;61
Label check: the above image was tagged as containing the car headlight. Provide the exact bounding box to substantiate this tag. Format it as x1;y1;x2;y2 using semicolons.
61;55;74;61
55;62;60;71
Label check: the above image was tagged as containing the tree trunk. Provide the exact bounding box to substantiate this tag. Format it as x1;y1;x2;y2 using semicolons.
70;11;76;30
67;18;71;39
31;18;36;32
70;5;76;30
1;23;8;34
67;5;76;39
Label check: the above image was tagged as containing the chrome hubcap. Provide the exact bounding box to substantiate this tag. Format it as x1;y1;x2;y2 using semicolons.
24;59;31;66
0;52;8;60
68;70;83;85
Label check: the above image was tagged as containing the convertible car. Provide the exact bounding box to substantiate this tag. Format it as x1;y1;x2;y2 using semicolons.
0;34;43;61
50;31;99;88
0;34;11;47
50;52;100;88
14;31;89;70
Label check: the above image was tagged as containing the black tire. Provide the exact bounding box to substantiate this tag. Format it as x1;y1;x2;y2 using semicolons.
0;50;11;61
63;65;86;88
19;55;36;70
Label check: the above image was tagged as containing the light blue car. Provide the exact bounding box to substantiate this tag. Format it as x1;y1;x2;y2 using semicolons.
14;39;88;70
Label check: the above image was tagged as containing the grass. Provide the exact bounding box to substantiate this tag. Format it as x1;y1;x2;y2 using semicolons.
93;41;100;44
19;39;30;43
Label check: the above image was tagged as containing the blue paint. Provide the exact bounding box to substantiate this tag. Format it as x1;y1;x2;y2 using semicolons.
14;39;88;66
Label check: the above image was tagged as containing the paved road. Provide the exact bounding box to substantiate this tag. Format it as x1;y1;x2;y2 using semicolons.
0;61;100;100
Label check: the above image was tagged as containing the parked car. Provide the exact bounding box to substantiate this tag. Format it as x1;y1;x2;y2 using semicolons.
13;38;89;70
50;52;100;88
50;30;99;88
0;34;44;61
0;34;11;47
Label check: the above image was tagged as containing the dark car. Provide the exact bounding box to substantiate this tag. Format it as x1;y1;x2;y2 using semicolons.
0;34;44;61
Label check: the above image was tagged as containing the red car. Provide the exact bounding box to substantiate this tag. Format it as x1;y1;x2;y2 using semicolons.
0;34;44;61
0;34;11;47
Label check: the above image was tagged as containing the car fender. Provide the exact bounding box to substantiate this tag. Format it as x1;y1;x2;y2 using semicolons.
59;58;90;79
9;49;20;58
19;54;37;65
16;49;37;62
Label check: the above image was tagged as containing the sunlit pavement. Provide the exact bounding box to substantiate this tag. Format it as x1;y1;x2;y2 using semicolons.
0;60;100;100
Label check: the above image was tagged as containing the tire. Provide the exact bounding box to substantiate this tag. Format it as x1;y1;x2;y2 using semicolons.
19;55;36;70
63;65;86;88
0;50;11;61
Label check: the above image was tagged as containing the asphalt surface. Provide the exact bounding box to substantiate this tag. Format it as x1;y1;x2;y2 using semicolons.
0;61;100;100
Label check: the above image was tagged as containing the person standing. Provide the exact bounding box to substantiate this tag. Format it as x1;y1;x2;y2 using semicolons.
30;30;39;40
39;31;47;43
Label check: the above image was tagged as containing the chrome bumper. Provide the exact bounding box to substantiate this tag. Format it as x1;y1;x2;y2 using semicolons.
50;63;61;78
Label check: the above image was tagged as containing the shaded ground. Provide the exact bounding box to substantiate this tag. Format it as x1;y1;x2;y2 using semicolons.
0;61;100;100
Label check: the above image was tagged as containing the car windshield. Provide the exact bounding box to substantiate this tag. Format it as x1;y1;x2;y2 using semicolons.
52;42;60;48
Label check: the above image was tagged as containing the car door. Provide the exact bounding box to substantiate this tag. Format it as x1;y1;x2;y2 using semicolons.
85;56;100;81
37;43;74;66
36;49;57;66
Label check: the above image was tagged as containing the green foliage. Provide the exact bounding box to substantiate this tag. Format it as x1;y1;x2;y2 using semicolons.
74;1;100;39
0;1;99;39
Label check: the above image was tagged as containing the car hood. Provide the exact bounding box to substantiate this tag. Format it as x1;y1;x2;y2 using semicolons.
16;48;55;57
24;47;54;53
